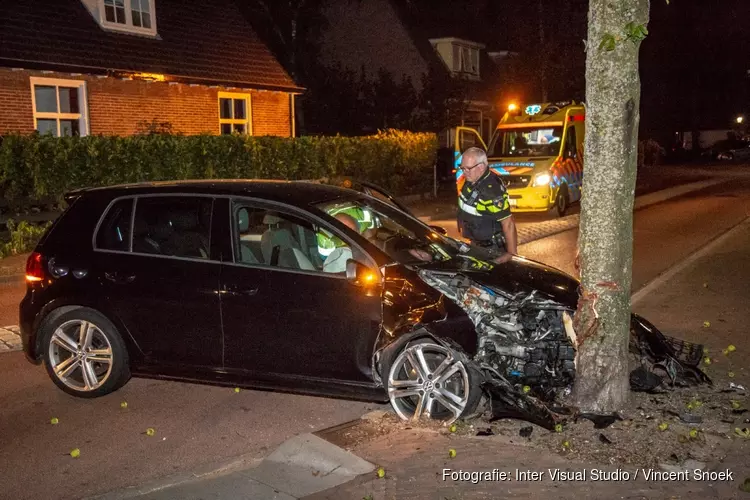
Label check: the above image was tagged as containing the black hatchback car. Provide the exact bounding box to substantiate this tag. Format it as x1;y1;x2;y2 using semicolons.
21;179;705;425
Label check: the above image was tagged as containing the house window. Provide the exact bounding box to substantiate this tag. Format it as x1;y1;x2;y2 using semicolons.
30;78;88;137
219;92;252;135
98;0;157;35
458;46;479;76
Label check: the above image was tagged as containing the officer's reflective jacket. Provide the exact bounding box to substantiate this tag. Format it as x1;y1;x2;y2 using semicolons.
457;169;512;242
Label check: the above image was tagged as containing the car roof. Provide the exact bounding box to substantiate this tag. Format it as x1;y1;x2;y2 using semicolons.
66;179;360;206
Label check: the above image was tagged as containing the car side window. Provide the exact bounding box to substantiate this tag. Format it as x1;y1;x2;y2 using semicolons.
95;198;134;252
132;196;213;260
232;203;363;275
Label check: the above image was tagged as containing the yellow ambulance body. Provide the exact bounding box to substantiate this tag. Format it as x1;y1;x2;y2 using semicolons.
454;101;585;216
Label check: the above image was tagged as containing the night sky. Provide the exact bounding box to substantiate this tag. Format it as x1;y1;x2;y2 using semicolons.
403;0;749;143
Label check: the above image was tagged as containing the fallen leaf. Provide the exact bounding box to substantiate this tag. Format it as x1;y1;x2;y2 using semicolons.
729;371;736;378
740;477;750;492
376;467;385;478
562;440;571;449
120;401;128;409
732;400;742;410
449;424;457;433
554;424;563;433
728;345;737;353
734;428;750;438
723;349;730;356
234;388;240;393
448;448;457;458
658;422;669;431
703;357;712;365
703;321;711;328
70;448;80;458
145;428;156;437
522;385;531;394
50;417;59;425
689;428;699;439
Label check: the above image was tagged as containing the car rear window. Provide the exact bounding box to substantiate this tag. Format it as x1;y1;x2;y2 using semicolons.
95;198;134;252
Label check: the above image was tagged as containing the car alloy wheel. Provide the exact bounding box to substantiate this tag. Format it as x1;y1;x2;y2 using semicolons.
48;319;114;392
387;341;472;423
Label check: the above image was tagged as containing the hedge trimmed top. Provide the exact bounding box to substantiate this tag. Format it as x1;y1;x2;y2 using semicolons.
0;130;437;208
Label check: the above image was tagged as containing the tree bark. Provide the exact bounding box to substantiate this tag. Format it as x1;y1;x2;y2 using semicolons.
572;0;649;412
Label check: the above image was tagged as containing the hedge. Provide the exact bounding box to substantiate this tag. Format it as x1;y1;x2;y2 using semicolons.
0;129;437;207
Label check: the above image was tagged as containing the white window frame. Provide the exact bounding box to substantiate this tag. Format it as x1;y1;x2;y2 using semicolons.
458;46;479;76
30;77;90;137
218;92;253;135
98;0;157;36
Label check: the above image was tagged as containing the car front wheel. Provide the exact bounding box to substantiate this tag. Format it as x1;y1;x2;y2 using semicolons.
41;308;131;398
386;339;483;423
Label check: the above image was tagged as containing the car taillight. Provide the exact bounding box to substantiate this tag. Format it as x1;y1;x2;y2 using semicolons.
26;252;45;282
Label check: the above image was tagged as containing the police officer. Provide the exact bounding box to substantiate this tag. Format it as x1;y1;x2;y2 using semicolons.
457;147;518;263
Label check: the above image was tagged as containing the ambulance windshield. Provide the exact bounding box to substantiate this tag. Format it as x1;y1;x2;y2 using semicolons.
488;126;563;157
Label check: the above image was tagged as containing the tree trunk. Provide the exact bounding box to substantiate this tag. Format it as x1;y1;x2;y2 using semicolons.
572;0;649;412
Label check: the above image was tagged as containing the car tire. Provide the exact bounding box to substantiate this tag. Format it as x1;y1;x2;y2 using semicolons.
555;184;569;217
386;338;484;423
41;307;131;398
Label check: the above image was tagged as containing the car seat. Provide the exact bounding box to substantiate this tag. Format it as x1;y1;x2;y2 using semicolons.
260;213;315;270
161;211;209;258
237;208;260;264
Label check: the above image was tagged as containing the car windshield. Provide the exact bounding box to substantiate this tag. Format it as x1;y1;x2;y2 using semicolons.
488;126;563;157
313;196;465;265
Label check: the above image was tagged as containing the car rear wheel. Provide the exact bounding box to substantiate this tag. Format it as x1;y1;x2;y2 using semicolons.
386;339;483;424
41;308;130;398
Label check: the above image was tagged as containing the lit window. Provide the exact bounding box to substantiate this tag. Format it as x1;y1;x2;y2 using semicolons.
98;0;157;35
30;78;88;137
219;92;252;135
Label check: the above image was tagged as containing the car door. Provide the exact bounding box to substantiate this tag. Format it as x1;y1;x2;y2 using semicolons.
219;198;383;383
92;194;223;368
453;126;488;193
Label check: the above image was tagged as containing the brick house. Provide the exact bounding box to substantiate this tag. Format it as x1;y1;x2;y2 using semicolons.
317;0;503;146
0;0;304;138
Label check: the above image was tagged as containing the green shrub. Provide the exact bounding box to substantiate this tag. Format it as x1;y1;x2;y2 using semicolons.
0;219;52;258
0;130;438;207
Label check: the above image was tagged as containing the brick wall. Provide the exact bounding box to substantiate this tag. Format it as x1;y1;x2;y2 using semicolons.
0;68;293;137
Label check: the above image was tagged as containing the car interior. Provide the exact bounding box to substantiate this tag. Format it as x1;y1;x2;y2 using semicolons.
132;200;212;259
235;206;326;271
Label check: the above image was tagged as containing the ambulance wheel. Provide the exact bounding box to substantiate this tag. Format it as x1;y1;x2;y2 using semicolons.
555;185;569;217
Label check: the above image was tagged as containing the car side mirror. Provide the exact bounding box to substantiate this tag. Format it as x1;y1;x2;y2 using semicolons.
346;259;379;286
429;225;448;236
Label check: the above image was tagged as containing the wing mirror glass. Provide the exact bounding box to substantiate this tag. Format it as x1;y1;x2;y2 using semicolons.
429;225;448;235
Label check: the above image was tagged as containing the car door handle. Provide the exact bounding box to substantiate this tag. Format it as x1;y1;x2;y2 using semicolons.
223;284;258;296
105;272;136;284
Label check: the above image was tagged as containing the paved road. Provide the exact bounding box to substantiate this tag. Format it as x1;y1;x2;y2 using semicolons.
0;168;749;499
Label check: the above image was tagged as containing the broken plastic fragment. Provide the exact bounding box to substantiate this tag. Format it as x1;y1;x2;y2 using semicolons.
577;412;623;429
730;382;747;391
599;433;613;444
448;448;457;458
70;448;80;458
680;413;702;424
50;417;59;425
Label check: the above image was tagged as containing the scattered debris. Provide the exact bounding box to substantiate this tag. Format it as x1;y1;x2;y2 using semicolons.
658;422;669;431
376;467;385;479
731;383;747;392
599;433;613;444
703;321;711;328
449;424;457;433
476;428;494;436
740;477;750;493
120;401;128;409
145;428;156;437
734;428;750;438
448;448;457;458
50;417;59;425
679;413;703;424
577;412;623;429
519;426;533;438
361;410;389;422
70;448;80;458
554;424;563;433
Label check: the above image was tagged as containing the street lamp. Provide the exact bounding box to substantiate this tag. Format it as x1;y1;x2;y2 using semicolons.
737;116;744;124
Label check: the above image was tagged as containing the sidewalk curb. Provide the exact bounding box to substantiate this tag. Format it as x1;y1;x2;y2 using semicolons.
631;216;750;307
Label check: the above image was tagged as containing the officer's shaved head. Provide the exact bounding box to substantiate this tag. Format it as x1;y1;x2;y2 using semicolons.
334;212;359;232
461;146;489;182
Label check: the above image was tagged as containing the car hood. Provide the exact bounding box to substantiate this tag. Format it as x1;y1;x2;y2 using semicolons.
414;254;580;308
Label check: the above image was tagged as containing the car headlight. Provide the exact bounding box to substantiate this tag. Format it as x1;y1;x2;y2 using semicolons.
533;173;551;187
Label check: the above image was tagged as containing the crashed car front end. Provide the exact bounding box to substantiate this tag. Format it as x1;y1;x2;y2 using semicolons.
373;253;712;429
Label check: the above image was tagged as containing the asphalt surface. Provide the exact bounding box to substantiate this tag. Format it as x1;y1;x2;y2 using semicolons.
0;168;749;499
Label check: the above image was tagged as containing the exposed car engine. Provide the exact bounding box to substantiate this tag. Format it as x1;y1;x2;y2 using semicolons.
417;270;576;395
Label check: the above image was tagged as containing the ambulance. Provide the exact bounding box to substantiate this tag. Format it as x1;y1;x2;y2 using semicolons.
454;101;585;217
